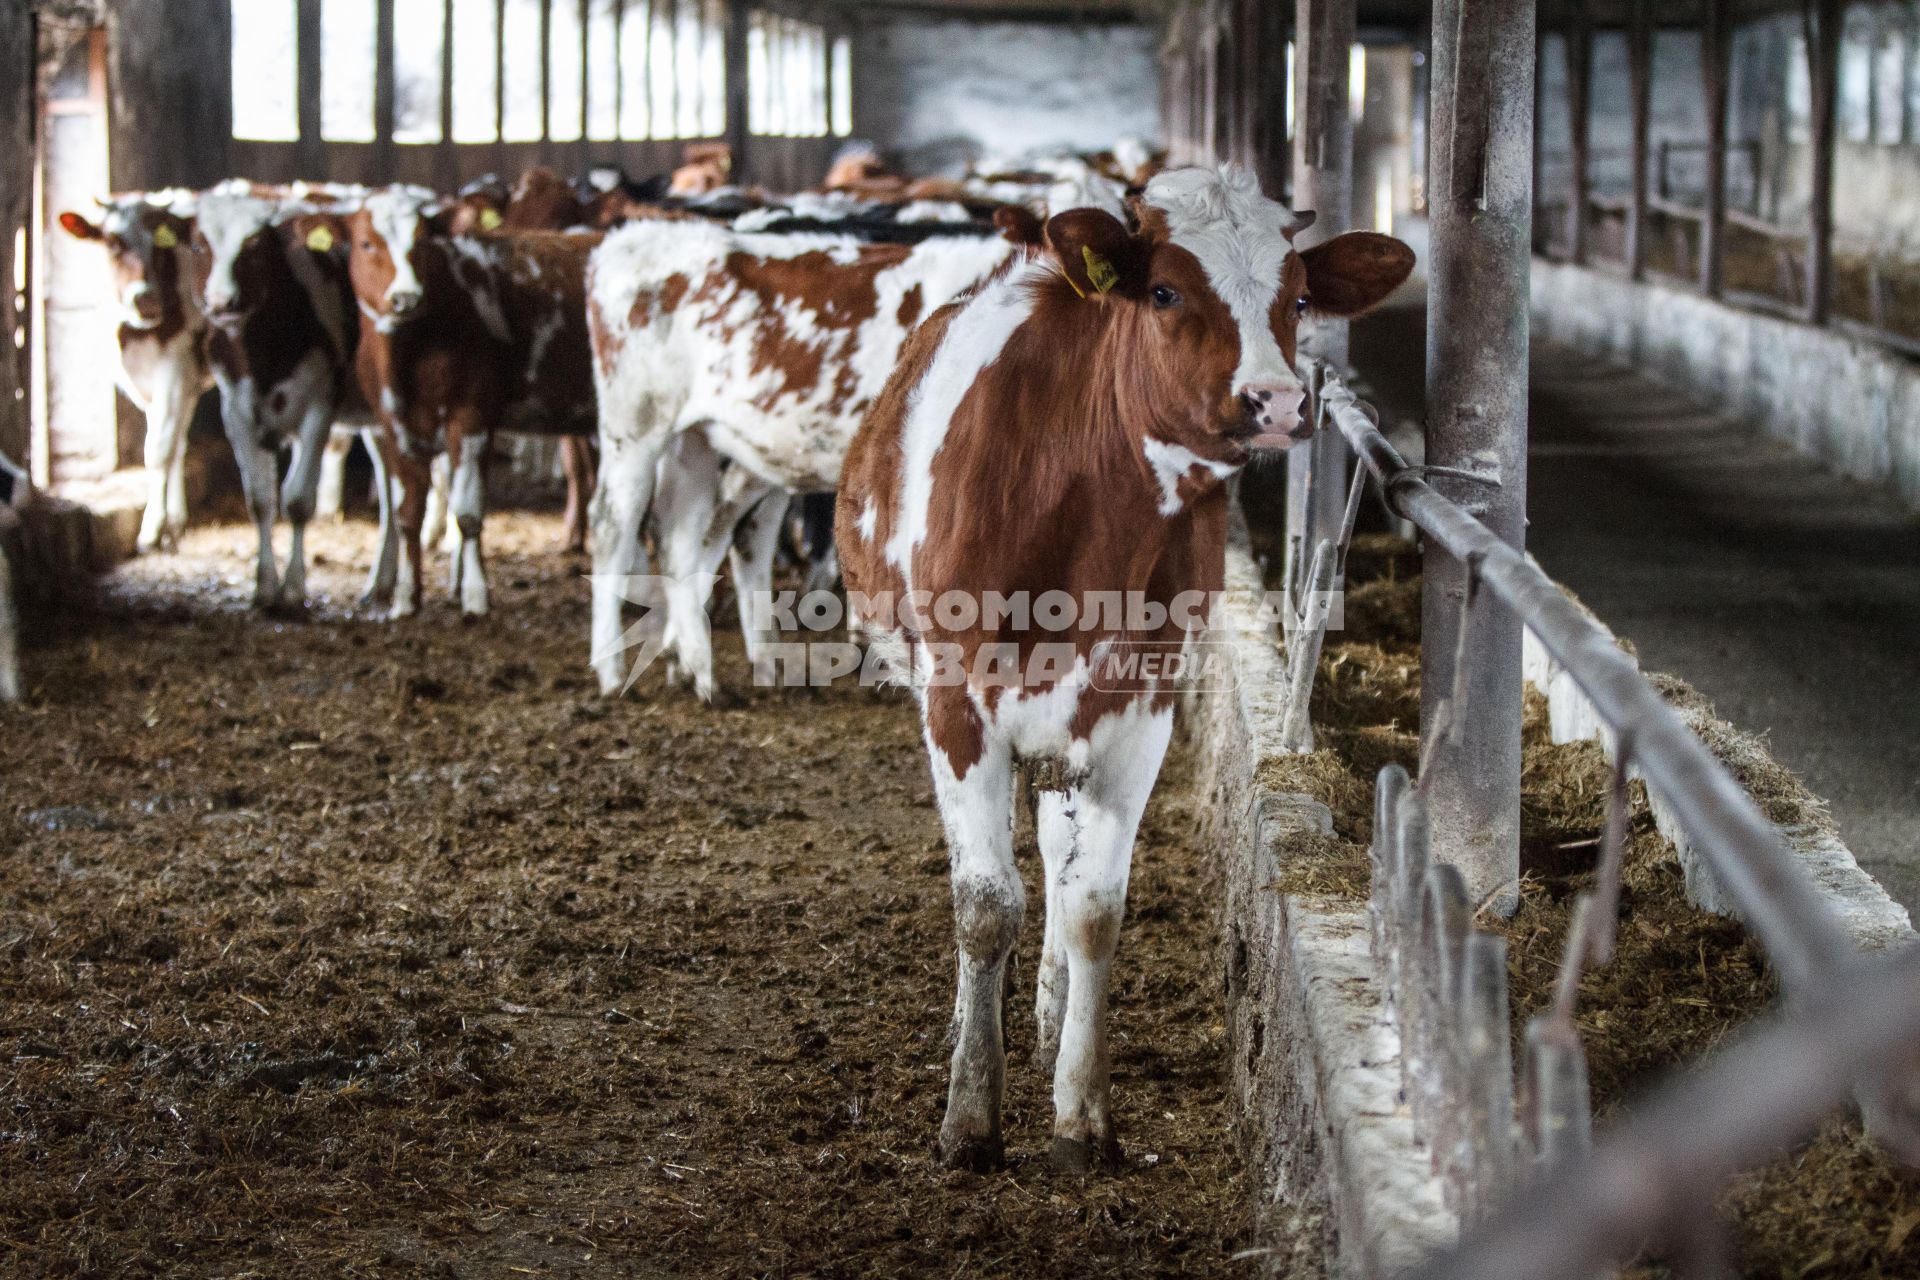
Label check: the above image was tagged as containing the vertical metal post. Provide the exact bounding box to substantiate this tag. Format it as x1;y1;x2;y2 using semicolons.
1565;0;1591;265
1285;0;1355;604
1625;0;1651;280
1422;0;1533;916
1700;0;1729;297
439;0;457;191
1805;0;1841;326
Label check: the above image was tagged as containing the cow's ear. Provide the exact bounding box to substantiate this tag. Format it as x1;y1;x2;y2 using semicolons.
1298;232;1415;317
288;213;348;256
993;204;1043;248
58;211;104;242
1044;208;1146;300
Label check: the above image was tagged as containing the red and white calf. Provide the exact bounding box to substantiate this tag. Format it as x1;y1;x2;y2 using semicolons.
835;166;1412;1171
57;193;209;552
585;217;1029;700
312;187;600;617
187;191;380;609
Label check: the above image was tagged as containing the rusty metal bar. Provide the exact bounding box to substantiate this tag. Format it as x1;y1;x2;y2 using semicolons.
1284;0;1355;604
1406;944;1920;1280
1420;0;1533;917
1321;377;1855;995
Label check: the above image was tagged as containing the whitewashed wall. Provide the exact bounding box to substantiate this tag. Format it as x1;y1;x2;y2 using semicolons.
853;15;1161;176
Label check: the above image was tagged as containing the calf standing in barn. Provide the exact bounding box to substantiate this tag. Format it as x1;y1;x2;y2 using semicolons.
57;193;209;553
187;191;377;610
585;212;1036;702
836;167;1412;1171
313;187;600;617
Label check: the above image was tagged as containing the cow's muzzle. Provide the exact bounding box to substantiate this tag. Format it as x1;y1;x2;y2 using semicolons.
1233;380;1312;450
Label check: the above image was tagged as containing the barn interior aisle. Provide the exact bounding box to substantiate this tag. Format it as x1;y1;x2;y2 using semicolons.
0;517;1283;1276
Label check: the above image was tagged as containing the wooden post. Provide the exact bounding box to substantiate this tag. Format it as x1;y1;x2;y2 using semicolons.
375;0;396;173
1700;0;1729;296
1806;0;1841;326
1626;0;1651;279
1424;0;1535;916
298;0;324;177
726;0;750;180
1284;0;1356;601
1566;0;1591;265
439;0;457;190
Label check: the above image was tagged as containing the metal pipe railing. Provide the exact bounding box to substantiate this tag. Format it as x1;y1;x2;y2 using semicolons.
1316;370;1857;999
1408;944;1920;1280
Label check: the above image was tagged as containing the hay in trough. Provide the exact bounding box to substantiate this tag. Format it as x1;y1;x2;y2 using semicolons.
1263;535;1915;1277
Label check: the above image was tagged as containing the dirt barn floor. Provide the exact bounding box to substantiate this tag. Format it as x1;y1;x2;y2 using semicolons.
0;512;1294;1279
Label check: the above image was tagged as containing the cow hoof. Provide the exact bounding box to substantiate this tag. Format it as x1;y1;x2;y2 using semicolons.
1048;1133;1123;1176
939;1132;1004;1173
701;684;743;711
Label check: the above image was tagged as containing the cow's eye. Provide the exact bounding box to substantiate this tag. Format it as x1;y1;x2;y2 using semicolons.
1151;283;1181;310
1296;296;1311;316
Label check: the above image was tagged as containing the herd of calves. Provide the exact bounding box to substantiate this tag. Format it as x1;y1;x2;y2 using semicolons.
9;145;1415;1173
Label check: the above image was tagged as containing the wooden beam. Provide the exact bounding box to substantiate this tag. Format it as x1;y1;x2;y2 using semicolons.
1625;0;1651;280
1699;0;1729;296
1805;0;1841;326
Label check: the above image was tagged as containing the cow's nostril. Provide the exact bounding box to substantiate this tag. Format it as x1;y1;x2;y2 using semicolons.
1240;391;1264;418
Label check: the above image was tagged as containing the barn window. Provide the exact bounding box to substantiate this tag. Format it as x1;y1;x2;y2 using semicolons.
1786;34;1811;144
393;0;447;144
549;0;586;143
588;0;621;141
1874;27;1906;144
749;12;829;137
1840;30;1872;143
620;0;653;139
499;0;545;141
701;0;727;138
830;35;851;137
230;0;299;142
451;0;501;143
321;0;378;142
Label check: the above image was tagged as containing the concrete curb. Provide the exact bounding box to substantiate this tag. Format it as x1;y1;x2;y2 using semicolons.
1191;506;1455;1279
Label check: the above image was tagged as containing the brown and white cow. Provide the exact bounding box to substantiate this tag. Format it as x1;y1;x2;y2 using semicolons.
835;166;1412;1172
57;193;209;552
585;214;1033;701
312;186;600;617
187;190;384;609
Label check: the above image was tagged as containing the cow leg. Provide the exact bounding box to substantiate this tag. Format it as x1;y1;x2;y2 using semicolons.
1044;705;1173;1174
0;538;17;703
315;427;353;521
138;361;196;552
649;431;730;701
729;489;788;688
230;432;281;609
276;405;334;609
447;429;490;617
589;432;665;695
928;701;1020;1172
1033;789;1074;1074
560;436;596;555
799;491;839;594
421;451;452;561
360;426;399;607
163;393;194;544
388;451;432;620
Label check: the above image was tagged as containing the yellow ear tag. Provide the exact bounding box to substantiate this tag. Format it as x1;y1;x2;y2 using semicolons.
1082;245;1119;295
152;224;178;250
306;225;335;254
479;207;504;231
